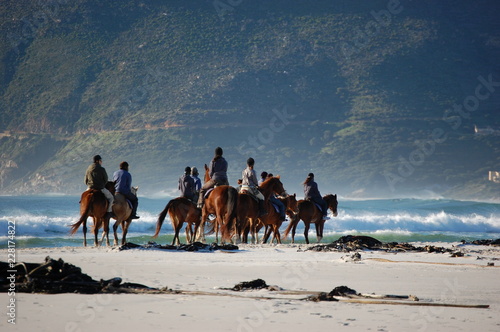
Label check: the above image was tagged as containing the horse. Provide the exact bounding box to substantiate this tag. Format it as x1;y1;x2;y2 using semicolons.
240;192;297;244
280;193;299;219
110;185;139;246
236;192;261;244
282;194;338;244
70;182;114;247
153;197;201;245
253;176;288;244
193;164;238;243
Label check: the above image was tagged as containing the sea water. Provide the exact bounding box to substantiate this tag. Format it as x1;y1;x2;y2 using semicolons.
0;195;499;248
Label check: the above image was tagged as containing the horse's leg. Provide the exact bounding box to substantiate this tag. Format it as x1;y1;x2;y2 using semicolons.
215;219;219;244
196;209;207;243
185;222;192;244
121;220;131;245
82;221;87;247
113;220;120;246
274;225;281;244
93;218;100;247
290;217;298;244
102;217;110;246
173;219;181;246
303;222;310;244
317;220;324;243
262;225;271;244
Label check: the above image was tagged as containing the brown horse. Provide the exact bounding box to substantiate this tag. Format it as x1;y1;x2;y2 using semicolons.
193;164;238;243
240;192;298;244
254;176;288;244
153;197;201;245
280;193;299;219
282;194;338;244
70;182;113;247
110;186;138;246
237;193;261;244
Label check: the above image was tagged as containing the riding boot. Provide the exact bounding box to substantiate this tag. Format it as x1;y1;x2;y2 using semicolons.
258;200;267;217
131;206;140;219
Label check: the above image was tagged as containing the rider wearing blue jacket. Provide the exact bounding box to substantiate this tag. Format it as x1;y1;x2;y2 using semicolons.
113;161;139;219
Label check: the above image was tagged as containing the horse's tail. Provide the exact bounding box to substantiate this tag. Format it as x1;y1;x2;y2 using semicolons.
70;193;93;235
153;199;175;238
282;211;299;240
221;187;238;241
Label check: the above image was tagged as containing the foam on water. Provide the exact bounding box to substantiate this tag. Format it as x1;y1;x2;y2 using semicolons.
1;196;499;247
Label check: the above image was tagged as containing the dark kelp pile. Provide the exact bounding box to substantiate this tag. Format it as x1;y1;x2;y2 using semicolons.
0;256;172;294
117;241;239;252
306;235;500;254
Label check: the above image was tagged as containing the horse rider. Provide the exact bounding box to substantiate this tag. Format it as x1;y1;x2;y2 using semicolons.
113;161;140;219
258;171;268;185
197;147;228;209
241;158;267;216
84;155;114;219
265;172;286;221
303;173;329;221
191;166;202;203
179;166;196;203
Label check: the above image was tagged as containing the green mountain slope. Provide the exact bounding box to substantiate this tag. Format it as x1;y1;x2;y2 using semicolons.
1;0;499;199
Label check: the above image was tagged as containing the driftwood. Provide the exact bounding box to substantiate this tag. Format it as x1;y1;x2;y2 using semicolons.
0;260;491;309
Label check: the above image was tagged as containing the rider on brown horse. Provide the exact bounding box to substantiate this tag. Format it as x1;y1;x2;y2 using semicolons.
303;173;330;221
113;161;139;219
85;155;114;219
179;166;196;203
241;157;267;217
197;147;229;209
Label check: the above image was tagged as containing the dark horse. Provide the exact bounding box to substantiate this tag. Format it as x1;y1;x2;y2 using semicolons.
153;197;201;245
237;177;289;244
257;177;288;244
70;182;114;247
193;164;238;243
282;194;338;244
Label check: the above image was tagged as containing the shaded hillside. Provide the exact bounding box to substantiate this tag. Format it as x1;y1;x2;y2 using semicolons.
0;0;499;199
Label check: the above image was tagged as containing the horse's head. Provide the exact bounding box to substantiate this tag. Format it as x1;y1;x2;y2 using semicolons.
204;163;210;183
324;194;338;217
285;193;298;213
264;176;287;197
131;186;139;195
106;181;116;195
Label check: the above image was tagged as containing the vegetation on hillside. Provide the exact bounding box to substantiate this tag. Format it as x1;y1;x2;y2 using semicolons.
0;0;499;199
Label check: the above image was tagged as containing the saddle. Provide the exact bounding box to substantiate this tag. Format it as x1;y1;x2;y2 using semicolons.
204;188;214;199
305;199;323;213
115;193;133;209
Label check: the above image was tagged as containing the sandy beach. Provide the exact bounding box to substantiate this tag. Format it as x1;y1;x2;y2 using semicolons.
2;242;500;332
